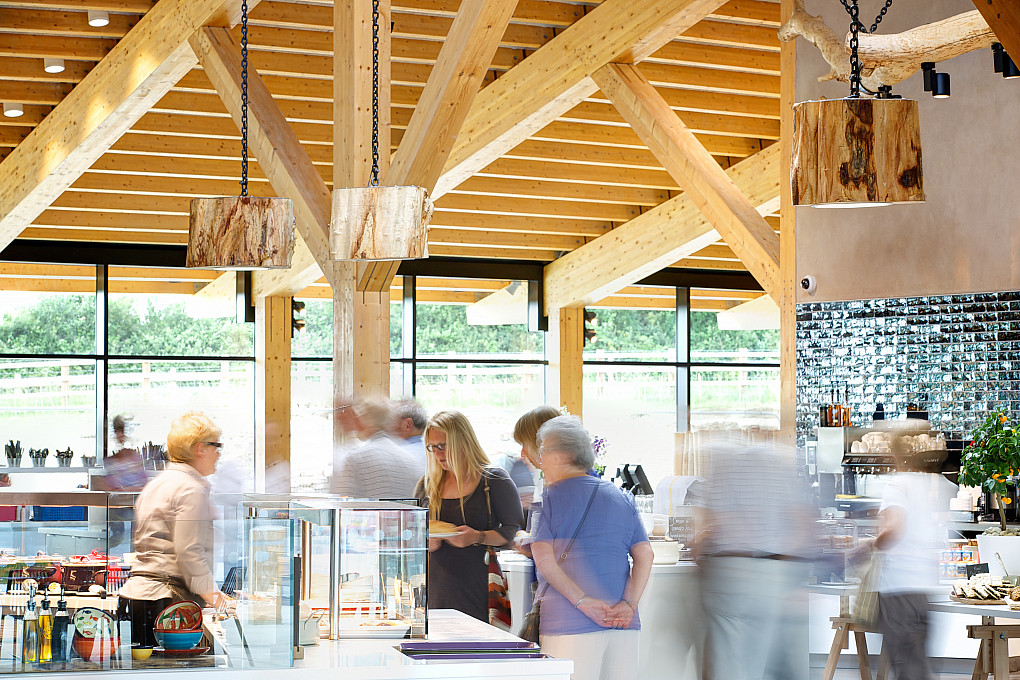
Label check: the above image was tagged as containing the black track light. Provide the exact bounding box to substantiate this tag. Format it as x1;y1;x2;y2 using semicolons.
992;43;1019;79
921;62;950;99
582;308;597;346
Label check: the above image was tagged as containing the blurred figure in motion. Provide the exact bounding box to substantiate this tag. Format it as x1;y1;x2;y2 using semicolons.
855;425;956;680
692;434;812;680
331;398;425;499
530;416;652;680
391;397;428;462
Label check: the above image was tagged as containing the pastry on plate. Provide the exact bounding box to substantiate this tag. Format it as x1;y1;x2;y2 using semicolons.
429;520;458;535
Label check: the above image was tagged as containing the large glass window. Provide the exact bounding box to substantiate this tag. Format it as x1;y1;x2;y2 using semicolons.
0;289;96;354
582;308;676;362
690;310;779;363
690;365;780;431
582;365;677;484
107;292;253;357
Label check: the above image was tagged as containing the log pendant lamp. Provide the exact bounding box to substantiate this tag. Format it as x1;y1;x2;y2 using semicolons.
329;0;432;261
187;0;295;269
791;0;924;208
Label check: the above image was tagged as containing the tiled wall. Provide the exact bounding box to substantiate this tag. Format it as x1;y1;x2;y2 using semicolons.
796;291;1020;443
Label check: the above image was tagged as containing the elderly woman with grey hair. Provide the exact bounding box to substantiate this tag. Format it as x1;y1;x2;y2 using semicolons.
529;416;652;680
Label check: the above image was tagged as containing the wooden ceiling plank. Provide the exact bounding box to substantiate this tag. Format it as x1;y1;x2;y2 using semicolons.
386;0;519;194
433;0;731;200
0;34;117;60
189;26;329;297
0;56;95;83
0;2;155;12
0;8;140;38
592;63;779;298
678;19;780;50
543;143;779;310
0;0;259;254
0;81;71;105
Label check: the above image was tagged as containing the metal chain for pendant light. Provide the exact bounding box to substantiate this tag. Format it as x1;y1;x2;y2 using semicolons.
370;0;381;186
239;0;250;196
839;0;895;98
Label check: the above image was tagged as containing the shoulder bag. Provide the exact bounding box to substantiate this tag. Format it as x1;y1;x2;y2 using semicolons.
518;482;600;644
482;474;514;631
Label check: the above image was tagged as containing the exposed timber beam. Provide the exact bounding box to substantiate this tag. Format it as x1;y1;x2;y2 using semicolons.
432;0;729;200
544;143;779;310
591;63;780;299
190;26;331;296
972;0;1020;66
386;0;518;192
0;0;259;253
363;0;518;293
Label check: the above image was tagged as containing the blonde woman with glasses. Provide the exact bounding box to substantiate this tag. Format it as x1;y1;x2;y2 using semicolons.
415;410;524;623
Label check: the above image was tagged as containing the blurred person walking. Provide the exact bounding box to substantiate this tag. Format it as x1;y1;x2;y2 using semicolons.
692;435;813;680
331;398;425;499
855;428;956;680
530;416;652;680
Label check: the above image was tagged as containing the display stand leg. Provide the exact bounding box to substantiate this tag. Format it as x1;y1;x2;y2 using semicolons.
823;621;849;680
854;630;872;680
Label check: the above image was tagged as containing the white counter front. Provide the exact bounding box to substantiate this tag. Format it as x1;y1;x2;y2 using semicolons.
23;610;572;680
500;551;702;680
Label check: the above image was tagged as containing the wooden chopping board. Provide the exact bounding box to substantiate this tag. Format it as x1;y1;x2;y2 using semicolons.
950;594;1007;606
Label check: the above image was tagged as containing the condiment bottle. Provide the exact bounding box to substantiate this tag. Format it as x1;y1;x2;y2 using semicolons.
23;591;39;663
38;594;53;663
52;592;70;662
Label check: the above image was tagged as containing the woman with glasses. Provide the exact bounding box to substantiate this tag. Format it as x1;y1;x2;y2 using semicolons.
118;411;226;649
416;410;524;624
530;416;652;680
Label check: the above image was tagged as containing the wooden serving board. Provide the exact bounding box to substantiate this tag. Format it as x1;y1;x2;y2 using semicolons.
950;594;1007;606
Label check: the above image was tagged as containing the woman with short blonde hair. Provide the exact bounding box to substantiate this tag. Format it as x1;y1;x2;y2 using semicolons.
416;410;523;623
118;411;225;649
165;411;222;464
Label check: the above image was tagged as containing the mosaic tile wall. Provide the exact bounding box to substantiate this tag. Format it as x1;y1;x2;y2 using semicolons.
796;291;1020;443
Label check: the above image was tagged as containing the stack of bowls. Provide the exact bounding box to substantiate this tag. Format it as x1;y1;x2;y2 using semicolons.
154;601;204;651
71;607;119;662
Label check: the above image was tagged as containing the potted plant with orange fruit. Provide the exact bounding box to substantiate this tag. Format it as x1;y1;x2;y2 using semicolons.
960;411;1020;575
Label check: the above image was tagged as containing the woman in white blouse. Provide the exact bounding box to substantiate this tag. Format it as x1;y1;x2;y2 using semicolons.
118;411;225;649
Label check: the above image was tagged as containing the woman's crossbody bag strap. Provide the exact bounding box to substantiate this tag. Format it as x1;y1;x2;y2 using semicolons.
556;484;599;564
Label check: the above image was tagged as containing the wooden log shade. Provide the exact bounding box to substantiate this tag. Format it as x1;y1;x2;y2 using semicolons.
792;98;925;207
329;185;432;261
188;196;296;269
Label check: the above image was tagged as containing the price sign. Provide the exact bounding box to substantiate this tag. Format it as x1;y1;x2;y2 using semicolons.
668;515;695;546
966;563;990;578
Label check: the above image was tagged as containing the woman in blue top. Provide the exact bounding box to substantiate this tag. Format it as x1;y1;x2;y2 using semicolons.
531;416;652;680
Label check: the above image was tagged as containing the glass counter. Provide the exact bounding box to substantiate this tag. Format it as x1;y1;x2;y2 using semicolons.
0;490;296;673
242;495;428;641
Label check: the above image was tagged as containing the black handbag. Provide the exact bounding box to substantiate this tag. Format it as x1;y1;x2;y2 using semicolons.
517;484;599;644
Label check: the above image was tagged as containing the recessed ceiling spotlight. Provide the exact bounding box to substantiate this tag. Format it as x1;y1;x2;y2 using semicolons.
43;58;65;74
87;10;109;27
3;102;24;118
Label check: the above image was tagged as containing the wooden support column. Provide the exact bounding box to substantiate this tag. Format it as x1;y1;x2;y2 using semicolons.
779;0;798;444
255;296;291;493
332;0;392;454
546;307;583;417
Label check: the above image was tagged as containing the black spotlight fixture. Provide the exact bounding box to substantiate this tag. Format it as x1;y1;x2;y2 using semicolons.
291;299;306;337
582;308;597;346
993;43;1020;79
921;62;950;98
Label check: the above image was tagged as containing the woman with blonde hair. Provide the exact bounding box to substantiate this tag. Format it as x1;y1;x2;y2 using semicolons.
118;411;226;649
416;410;523;623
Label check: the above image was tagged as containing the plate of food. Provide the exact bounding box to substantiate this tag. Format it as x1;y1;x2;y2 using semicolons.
429;520;461;539
338;619;411;639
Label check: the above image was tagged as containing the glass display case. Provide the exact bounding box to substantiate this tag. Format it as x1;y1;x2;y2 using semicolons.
241;495;428;641
0;490;297;674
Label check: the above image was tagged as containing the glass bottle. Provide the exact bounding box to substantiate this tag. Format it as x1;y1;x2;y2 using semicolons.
38;595;53;663
52;594;70;662
23;595;39;664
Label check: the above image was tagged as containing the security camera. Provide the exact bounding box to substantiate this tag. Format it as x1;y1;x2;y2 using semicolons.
800;275;817;295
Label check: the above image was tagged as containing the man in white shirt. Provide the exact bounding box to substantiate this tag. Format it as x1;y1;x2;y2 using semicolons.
331;398;425;499
391;397;428;465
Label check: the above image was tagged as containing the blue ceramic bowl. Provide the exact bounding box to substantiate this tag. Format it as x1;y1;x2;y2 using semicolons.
154;629;203;651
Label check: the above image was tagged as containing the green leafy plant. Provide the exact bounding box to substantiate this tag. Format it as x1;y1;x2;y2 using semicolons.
959;410;1020;532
